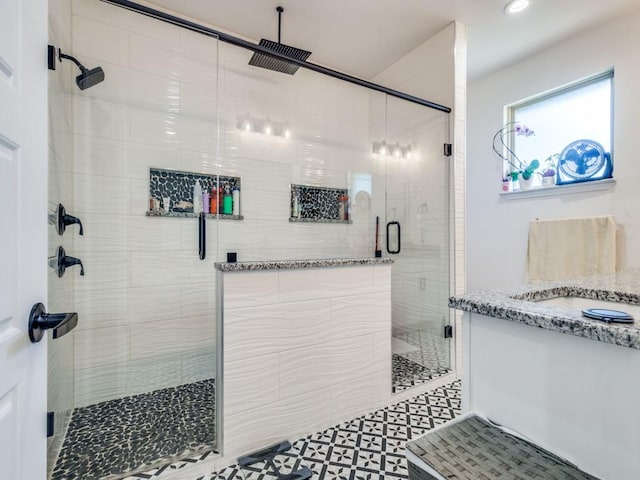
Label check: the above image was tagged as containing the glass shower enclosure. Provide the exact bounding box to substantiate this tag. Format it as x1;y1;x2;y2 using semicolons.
47;1;454;478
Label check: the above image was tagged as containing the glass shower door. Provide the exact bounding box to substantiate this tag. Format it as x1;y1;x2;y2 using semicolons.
47;1;220;478
384;96;452;393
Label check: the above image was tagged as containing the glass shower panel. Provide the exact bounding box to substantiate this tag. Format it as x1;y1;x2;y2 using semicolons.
47;1;75;477
216;41;387;262
47;2;219;478
213;41;452;397
384;96;452;393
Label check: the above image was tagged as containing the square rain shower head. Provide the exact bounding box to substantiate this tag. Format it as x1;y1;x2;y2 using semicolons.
249;38;312;75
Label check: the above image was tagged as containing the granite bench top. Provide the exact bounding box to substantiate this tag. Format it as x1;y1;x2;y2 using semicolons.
215;257;394;272
449;271;640;350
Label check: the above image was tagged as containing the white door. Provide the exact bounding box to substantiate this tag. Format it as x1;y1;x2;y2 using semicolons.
0;0;48;479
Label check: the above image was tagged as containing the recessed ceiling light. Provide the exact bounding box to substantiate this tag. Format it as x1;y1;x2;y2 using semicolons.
504;0;530;15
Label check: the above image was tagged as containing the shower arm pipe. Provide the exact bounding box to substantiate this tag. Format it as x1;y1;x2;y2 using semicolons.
58;50;87;72
98;0;451;113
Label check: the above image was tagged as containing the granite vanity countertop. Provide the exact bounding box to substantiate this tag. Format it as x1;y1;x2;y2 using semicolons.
215;257;393;272
449;271;640;349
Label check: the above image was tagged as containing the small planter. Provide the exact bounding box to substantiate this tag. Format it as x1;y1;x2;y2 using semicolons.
519;175;534;190
542;175;555;187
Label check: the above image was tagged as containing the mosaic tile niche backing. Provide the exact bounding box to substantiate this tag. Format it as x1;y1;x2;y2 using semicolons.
290;184;349;222
149;168;240;214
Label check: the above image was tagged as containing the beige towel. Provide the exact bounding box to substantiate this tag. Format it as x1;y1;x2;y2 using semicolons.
527;216;617;282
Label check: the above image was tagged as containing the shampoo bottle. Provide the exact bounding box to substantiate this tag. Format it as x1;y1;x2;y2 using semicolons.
222;184;233;215
203;191;210;214
193;180;203;214
210;186;218;214
292;193;300;218
232;186;240;216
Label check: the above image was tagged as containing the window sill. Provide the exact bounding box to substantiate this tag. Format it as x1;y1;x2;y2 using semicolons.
499;178;616;200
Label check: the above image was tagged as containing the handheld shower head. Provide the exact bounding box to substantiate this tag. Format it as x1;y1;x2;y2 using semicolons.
76;66;105;90
58;49;105;90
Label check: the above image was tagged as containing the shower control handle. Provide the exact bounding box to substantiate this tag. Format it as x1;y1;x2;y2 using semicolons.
57;203;83;236
28;302;78;343
55;246;85;277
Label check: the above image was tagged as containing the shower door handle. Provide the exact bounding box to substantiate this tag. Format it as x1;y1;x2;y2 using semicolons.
28;302;78;343
386;221;401;254
199;212;206;260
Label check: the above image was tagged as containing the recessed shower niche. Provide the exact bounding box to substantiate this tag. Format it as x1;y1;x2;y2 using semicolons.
148;168;243;220
289;184;351;223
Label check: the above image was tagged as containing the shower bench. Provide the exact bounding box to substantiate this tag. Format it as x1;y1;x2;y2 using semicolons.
406;414;599;480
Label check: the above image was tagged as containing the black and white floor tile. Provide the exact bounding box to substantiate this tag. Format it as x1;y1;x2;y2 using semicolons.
199;381;461;480
392;328;452;393
52;379;216;480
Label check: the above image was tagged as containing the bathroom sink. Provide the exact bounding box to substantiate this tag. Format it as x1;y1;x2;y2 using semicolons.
535;296;640;319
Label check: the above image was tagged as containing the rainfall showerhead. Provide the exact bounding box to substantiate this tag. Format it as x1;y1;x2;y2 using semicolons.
58;49;105;90
249;6;311;75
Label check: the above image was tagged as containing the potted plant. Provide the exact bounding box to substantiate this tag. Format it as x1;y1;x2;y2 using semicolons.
492;122;539;190
541;153;558;186
519;159;540;190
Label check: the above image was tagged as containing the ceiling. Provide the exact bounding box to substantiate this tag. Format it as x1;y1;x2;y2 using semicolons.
144;0;639;83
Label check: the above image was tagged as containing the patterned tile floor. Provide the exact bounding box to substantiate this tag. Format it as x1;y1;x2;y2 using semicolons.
121;383;461;479
194;381;462;480
392;327;452;393
392;354;452;393
52;379;216;480
55;378;460;480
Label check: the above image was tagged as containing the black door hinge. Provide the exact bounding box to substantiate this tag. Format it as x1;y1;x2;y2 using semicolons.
444;143;452;157
444;325;453;338
47;411;54;437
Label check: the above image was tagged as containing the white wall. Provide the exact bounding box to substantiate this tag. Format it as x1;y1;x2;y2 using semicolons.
467;8;640;291
215;42;381;261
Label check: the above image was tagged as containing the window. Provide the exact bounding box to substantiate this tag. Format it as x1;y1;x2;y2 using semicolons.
506;71;613;189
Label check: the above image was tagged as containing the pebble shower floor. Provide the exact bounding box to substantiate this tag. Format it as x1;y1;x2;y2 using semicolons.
123;381;461;480
52;379;215;480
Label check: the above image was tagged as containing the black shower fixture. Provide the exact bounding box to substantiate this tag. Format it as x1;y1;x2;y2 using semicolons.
248;6;311;75
58;49;105;90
